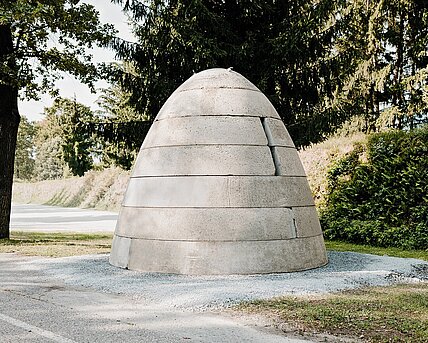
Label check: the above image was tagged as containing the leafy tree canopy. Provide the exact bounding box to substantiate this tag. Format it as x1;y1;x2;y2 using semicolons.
109;0;428;146
0;0;116;98
95;75;151;170
109;0;341;147
44;97;96;176
14;116;36;180
330;0;428;131
0;0;116;239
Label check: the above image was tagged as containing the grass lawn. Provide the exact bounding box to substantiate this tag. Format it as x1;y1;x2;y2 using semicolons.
325;240;428;261
237;283;428;343
0;231;112;257
235;240;428;342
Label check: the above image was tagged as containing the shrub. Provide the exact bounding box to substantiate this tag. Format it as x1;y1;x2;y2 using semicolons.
320;126;428;249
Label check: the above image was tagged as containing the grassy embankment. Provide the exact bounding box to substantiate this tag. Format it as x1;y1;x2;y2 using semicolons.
299;132;367;207
12;166;129;212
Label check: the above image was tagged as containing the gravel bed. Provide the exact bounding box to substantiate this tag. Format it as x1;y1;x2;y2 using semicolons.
28;251;427;311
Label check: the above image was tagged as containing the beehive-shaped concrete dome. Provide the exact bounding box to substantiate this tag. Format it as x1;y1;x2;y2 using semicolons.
110;68;327;275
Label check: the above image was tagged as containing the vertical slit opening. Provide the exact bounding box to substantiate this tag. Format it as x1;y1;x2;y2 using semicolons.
290;208;298;238
260;117;282;176
292;218;298;239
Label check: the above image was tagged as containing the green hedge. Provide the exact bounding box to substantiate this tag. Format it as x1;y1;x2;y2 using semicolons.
320;126;428;249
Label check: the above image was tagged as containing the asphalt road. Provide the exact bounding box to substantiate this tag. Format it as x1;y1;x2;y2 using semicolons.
10;204;117;233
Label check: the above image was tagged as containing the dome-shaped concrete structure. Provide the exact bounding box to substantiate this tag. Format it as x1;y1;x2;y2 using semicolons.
110;68;327;275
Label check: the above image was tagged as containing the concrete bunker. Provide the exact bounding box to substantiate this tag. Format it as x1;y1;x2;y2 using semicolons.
110;68;328;275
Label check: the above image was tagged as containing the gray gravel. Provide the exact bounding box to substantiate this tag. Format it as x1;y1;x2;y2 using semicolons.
27;251;427;311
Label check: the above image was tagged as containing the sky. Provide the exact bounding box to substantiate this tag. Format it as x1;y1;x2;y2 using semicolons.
18;0;135;122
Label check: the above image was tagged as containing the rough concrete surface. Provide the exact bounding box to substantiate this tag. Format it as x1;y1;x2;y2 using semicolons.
122;176;315;208
115;207;301;240
121;235;327;274
265;118;295;147
157;88;280;120
141;116;268;148
176;67;259;91
133;145;276;176
275;147;306;176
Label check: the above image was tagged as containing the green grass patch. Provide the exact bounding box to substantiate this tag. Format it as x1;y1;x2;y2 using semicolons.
326;240;428;261
0;231;113;257
237;283;428;343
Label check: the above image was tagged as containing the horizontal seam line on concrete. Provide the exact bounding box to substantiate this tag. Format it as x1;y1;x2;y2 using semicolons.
120;205;316;209
114;234;323;242
177;87;260;93
129;175;307;178
155;115;285;121
140;144;295;150
129;175;308;179
155;114;281;121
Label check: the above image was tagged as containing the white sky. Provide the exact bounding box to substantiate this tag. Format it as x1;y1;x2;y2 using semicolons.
18;0;135;121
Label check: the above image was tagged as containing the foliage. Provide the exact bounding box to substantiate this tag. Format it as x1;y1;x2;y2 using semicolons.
95;78;150;169
29;85;147;175
110;0;343;147
32;97;98;179
33;135;67;180
109;0;428;146
320;126;428;249
298;132;367;206
32;101;67;180
14;116;36;180
330;0;428;131
56;98;96;176
0;0;115;239
0;0;115;98
238;284;428;343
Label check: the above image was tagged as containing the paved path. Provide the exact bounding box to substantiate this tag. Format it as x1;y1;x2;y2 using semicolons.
10;204;117;233
0;253;314;343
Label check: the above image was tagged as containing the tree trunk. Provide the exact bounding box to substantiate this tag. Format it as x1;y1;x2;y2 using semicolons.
0;24;20;239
